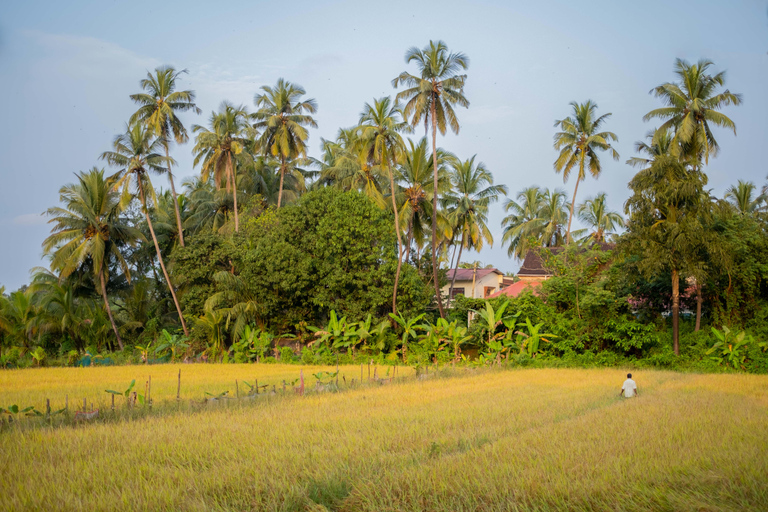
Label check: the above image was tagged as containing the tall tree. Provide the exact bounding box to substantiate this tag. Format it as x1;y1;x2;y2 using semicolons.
501;186;545;259
392;40;469;317
553;100;619;244
724;180;765;216
577;193;624;243
130;66;200;247
359;97;411;313
444;156;506;298
397;138;450;263
252;78;317;208
626;129;674;171
101;124;189;336
192;102;251;232
42;168;141;350
644;58;742;164
623;155;708;355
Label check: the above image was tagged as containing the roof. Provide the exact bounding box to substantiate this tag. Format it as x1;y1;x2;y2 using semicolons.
445;268;503;282
517;243;616;277
488;280;542;299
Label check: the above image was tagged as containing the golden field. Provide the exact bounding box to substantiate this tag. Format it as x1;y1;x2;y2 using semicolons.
1;365;766;511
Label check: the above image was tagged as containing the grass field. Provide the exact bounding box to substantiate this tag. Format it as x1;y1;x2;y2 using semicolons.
1;365;767;511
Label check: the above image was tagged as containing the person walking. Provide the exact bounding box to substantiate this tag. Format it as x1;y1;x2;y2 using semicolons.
620;373;638;398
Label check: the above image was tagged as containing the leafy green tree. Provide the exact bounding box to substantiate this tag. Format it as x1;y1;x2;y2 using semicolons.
129;66;201;247
101;123;189;336
182;177;234;234
0;289;40;355
358;96;411;313
626;129;674;171
577;193;624;243
252;78;317;208
43;168;141;350
644;58;742;164
393;40;470;318
444;156;506;298
192;102;252;232
623;155;708;355
553;100;619;244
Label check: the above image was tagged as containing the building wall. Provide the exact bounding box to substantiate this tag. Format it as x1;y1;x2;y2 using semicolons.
442;273;503;300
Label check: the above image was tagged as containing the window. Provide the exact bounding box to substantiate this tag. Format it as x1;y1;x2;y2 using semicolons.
484;286;495;298
451;287;465;298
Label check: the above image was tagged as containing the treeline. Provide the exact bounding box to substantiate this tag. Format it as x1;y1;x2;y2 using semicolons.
1;42;767;372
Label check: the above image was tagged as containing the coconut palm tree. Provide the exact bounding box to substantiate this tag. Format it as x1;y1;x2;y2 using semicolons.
42;168;141;350
192;102;252;232
501;186;545;259
444;156;507;298
397;138;451;263
252;78;317;208
538;188;570;247
577;193;624;243
553;100;619;244
358;97;411;313
392;40;470;317
100;123;189;336
626;129;674;171
130;66;201;247
724;180;766;216
644;58;742;164
182;177;234;234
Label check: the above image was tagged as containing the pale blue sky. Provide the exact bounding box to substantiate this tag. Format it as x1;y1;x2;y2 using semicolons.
1;0;766;290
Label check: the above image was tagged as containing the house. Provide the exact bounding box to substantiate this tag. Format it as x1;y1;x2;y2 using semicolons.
442;268;505;301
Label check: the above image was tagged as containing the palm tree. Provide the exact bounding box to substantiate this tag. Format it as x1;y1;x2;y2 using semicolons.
183;177;234;234
644;58;742;164
444;156;507;299
538;188;570;247
0;289;40;355
42;168;141;350
358;97;411;313
392;40;470;317
626;129;674;170
724;180;766;216
252;78;317;208
553;100;619;244
192;102;252;232
397;138;451;263
130;66;201;248
100;124;189;336
577;193;624;243
501;186;545;259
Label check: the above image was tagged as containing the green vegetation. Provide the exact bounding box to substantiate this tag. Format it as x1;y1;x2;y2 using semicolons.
0;47;765;379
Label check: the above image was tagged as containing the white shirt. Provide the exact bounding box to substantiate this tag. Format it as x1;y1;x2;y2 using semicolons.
622;378;637;398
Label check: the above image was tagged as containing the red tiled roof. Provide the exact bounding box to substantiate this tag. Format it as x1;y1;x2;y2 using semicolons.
445;268;503;281
487;280;542;299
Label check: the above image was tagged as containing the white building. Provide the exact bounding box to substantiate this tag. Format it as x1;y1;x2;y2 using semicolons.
442;268;505;301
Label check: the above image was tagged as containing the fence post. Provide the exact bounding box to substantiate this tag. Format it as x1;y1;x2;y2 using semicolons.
83;398;86;413
255;379;259;395
177;369;181;401
236;380;240;399
46;398;51;420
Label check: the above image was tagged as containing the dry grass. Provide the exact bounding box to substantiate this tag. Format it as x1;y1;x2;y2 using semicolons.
1;366;766;511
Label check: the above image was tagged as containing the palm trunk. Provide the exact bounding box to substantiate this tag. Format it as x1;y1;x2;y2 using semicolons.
228;153;239;232
695;282;703;332
277;157;286;208
448;231;465;306
138;180;189;336
404;216;414;263
165;142;185;247
671;267;680;356
99;269;123;351
431;101;445;318
388;161;403;315
566;156;585;245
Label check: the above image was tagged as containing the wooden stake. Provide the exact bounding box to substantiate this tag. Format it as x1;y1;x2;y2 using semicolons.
255;379;259;395
111;393;115;411
148;375;152;408
46;398;51;420
145;380;148;406
177;369;181;401
236;380;240;399
65;395;68;412
83;398;86;413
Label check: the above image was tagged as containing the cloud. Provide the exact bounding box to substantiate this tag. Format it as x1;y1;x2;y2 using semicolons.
12;213;47;226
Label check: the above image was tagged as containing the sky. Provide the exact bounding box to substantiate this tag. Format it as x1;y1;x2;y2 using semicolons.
0;0;766;290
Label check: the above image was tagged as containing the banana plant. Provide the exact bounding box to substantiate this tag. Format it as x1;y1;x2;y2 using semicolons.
472;300;516;345
31;347;46;367
706;326;754;369
105;379;144;405
134;341;153;364
353;314;389;353
389;312;425;361
155;330;189;362
518;318;557;357
1;405;40;421
309;311;356;354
